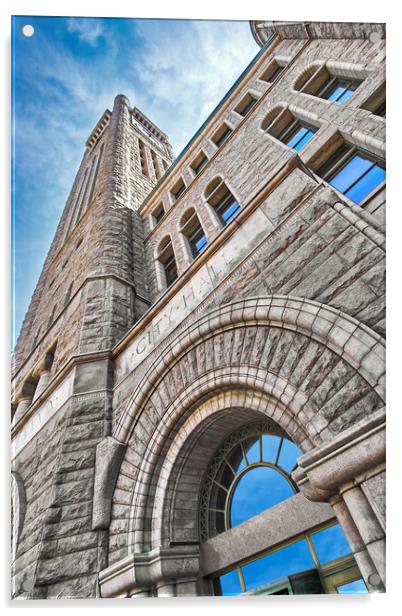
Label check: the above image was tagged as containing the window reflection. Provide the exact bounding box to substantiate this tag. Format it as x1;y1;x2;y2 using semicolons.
310;524;352;564
337;579;368;594
230;466;295;527
214;523;358;596
242;539;315;592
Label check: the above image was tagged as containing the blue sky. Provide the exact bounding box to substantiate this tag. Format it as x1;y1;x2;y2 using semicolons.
11;16;259;345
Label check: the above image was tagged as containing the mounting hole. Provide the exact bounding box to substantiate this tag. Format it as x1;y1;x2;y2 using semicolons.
369;31;381;44
368;573;382;587
22;24;35;37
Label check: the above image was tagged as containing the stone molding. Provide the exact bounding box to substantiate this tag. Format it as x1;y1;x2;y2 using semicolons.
114;296;385;444
93;437;127;530
99;545;200;598
293;406;385;498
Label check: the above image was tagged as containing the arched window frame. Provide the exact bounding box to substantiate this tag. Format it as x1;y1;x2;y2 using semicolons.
155;235;178;291
178;208;208;262
261;104;319;152
200;421;301;541
293;61;370;104
204;176;241;229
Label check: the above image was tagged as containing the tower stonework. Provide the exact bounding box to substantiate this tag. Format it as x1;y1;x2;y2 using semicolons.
12;21;385;599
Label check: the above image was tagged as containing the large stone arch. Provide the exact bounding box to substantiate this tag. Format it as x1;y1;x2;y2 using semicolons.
106;296;385;571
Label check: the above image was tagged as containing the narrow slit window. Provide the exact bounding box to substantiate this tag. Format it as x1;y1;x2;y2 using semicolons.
152;202;165;225
211;123;233;148
259;62;285;83
234;93;258;118
170;177;186;202
138;139;149;177
190;151;208;176
150;149;161;179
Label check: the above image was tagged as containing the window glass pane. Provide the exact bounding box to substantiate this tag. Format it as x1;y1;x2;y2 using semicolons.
195;234;207;253
286;126;308;148
242;539;315;592
345;164;386;204
310;524;351;564
230;466;294;527
243;436;260;464
337;579;368;594
221;200;240;224
262;434;281;463
292;129;315;152
330;154;372;193
327;85;347;102
227;445;246;474
278;438;300;473
218;569;242;596
337;88;355;103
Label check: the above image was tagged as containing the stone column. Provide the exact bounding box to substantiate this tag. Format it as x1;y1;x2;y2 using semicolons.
330;495;385;592
294;407;386;590
340;484;386;585
12;397;33;427
32;371;51;403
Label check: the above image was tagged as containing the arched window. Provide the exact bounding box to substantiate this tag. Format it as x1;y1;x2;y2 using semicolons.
205;177;240;226
179;208;207;260
203;422;367;596
201;422;300;539
157;236;178;289
262;106;317;152
294;63;364;104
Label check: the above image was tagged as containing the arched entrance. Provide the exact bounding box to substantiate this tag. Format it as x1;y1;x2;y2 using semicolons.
97;297;385;597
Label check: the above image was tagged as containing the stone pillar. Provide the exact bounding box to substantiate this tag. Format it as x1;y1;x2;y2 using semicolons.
330;495;385;592
12;398;32;427
32;371;51;403
340;484;386;585
294;407;386;590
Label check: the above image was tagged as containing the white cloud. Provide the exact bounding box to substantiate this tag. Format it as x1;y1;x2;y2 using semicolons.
67;18;105;46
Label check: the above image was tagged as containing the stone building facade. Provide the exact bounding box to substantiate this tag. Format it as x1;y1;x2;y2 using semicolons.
11;20;385;598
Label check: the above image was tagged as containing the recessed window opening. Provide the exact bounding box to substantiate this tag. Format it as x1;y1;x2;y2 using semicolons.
361;84;386;118
318;144;385;204
211;123;233;148
278;118;317;152
180;209;207;259
190;151;208;176
259;62;285;83
151;149;161;179
170;177;186;202
234;93;258;117
162;159;169;172
157;236;178;288
152;202;165;225
317;76;360;103
206;178;240;226
138;139;149;177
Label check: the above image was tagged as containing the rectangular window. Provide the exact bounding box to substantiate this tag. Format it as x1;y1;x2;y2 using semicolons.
190;151;208;176
260;64;284;83
318;145;385;204
152;202;165;225
234;93;258;117
170;177;186;201
278;120;317;152
211;123;232;148
188;226;207;258
318;77;360;103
